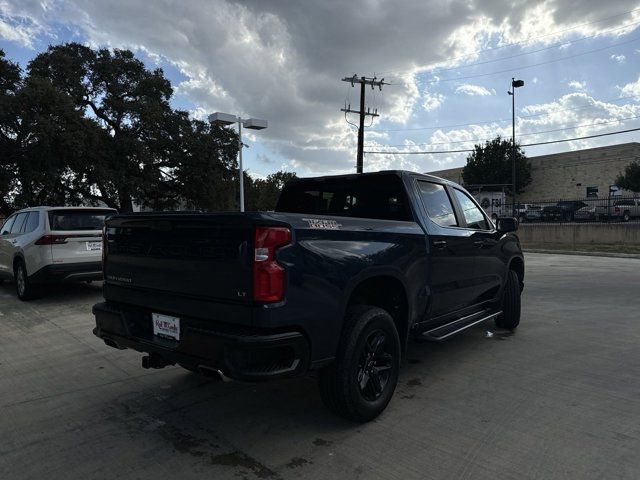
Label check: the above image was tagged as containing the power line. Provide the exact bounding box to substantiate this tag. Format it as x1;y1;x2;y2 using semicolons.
368;94;640;133
366;115;640;148
363;127;640;155
371;6;640;78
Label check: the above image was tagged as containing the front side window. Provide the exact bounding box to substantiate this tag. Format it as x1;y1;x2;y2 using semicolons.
1;215;16;235
417;181;458;228
453;189;490;230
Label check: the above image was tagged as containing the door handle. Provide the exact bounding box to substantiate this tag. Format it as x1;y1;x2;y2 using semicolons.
474;240;485;248
432;240;447;249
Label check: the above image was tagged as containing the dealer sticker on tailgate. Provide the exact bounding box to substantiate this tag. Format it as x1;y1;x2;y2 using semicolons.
152;313;180;341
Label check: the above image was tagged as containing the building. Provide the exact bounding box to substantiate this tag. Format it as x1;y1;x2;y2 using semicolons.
427;142;640;201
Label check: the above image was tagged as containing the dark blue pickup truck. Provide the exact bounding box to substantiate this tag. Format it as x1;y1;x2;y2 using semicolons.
93;171;524;422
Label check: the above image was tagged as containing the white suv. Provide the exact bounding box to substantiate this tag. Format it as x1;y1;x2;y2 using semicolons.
0;206;116;300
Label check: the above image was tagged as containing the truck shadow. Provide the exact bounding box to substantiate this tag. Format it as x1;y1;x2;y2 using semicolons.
96;321;515;475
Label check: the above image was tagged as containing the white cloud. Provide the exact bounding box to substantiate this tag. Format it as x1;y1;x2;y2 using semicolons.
2;0;640;175
422;88;445;111
568;80;586;90
619;76;640;97
610;54;626;64
455;84;494;96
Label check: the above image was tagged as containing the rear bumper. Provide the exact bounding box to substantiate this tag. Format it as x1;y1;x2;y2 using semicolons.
30;262;103;283
92;302;310;382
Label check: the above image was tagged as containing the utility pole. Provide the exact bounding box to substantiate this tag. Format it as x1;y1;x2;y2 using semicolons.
341;75;388;173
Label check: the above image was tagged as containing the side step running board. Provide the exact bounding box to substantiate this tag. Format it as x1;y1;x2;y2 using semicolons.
421;309;502;341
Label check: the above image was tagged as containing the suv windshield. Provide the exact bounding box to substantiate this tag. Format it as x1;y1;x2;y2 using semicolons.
48;210;114;231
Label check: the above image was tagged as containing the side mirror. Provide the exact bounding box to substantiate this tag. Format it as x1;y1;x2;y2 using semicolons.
496;217;518;233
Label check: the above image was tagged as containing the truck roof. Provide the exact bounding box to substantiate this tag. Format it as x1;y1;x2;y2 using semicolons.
285;170;456;186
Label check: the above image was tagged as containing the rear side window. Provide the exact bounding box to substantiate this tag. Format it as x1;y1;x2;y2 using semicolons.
453;189;490;230
10;212;28;233
417;181;458;227
49;210;112;231
1;216;15;235
276;174;412;221
21;211;40;233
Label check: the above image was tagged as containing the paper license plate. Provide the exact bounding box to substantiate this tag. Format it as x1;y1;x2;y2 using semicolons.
152;313;181;341
86;241;102;251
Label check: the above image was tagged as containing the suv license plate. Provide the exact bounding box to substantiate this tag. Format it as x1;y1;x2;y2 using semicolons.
152;313;181;341
86;241;102;251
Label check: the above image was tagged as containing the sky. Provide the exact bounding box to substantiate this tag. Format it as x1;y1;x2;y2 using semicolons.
1;0;640;179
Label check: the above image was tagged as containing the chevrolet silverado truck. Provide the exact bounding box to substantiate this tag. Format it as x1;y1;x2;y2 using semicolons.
93;171;524;422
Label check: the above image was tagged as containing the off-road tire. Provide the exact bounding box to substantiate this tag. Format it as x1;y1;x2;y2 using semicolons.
318;305;401;423
495;270;521;330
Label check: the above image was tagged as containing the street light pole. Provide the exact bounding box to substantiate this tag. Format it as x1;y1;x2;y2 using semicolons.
208;112;267;213
508;78;524;214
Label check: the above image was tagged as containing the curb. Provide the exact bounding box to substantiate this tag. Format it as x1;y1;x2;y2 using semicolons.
524;248;640;259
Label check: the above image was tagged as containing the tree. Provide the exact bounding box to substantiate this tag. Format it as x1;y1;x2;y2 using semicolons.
615;161;640;193
0;44;296;214
246;171;297;211
27;43;240;212
461;136;531;195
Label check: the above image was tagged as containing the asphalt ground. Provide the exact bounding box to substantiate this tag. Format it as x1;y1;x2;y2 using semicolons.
1;253;639;479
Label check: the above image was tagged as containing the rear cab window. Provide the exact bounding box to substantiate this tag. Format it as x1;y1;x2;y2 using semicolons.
48;210;113;231
276;174;412;221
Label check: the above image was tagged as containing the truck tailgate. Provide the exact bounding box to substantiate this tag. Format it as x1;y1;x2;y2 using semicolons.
104;214;254;307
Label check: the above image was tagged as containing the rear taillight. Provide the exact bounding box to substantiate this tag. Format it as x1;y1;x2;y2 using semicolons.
35;234;68;245
614;207;620;213
253;226;291;302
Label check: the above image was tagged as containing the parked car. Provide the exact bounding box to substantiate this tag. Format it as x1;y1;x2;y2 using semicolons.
93;171;524;422
0;206;117;300
594;198;640;222
573;205;597;222
540;201;588;222
514;204;543;223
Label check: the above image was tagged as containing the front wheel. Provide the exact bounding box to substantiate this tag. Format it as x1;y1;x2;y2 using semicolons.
495;270;521;330
318;305;400;422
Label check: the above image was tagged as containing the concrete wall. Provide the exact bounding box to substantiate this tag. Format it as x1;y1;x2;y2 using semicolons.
518;223;640;248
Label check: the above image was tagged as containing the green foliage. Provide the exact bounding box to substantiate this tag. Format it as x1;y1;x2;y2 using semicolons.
0;44;296;215
245;171;297;211
615;161;640;193
461;136;531;194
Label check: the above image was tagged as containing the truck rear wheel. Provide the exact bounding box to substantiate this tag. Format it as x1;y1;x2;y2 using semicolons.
495;270;521;330
318;305;400;422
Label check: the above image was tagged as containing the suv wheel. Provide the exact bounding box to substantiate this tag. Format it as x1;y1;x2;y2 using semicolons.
14;260;36;301
623;211;630;222
495;270;521;330
318;305;400;422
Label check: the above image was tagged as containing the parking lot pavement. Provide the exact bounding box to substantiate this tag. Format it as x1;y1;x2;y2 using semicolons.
1;253;640;480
